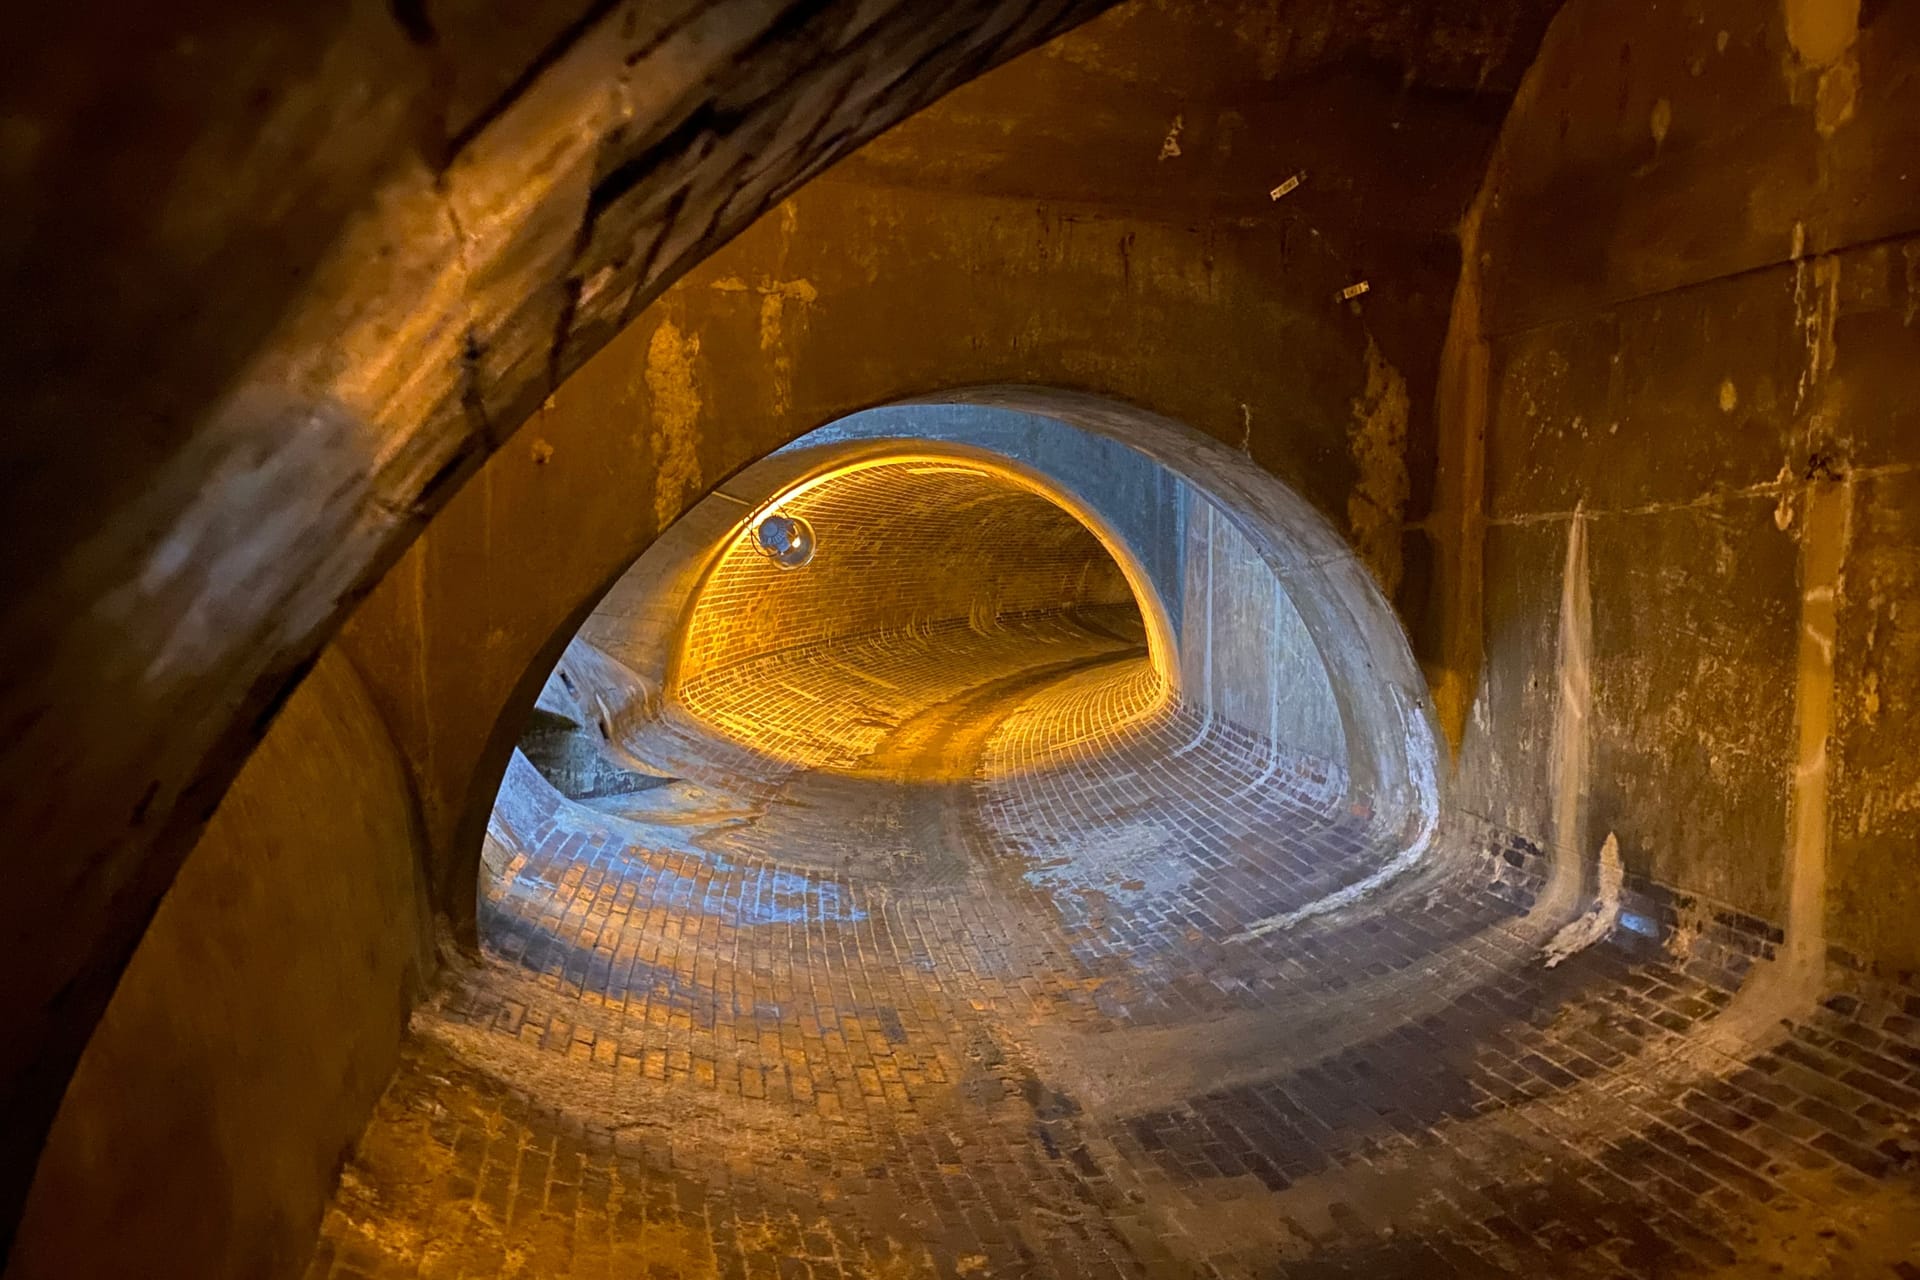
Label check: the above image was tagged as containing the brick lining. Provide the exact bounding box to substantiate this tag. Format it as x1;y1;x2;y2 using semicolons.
308;464;1920;1277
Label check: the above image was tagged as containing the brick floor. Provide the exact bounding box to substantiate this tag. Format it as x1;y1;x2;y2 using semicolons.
308;619;1920;1278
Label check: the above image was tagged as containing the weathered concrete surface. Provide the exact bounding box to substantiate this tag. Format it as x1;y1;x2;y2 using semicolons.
1581;498;1798;917
7;648;432;1280
1476;0;1920;333
1454;520;1563;849
1832;468;1920;970
1445;0;1920;966
1177;497;1347;767
37;0;1920;1269
836;0;1561;570
326;0;1561;949
0;0;1120;1246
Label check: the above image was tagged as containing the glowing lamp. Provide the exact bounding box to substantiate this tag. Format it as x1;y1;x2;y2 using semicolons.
752;513;815;568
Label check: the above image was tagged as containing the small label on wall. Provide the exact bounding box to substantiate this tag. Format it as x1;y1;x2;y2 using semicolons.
1339;280;1371;301
1268;173;1303;201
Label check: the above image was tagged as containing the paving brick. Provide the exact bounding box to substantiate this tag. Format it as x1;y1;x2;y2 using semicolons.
311;602;1920;1277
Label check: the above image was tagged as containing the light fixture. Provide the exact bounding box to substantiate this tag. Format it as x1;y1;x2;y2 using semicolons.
752;512;815;569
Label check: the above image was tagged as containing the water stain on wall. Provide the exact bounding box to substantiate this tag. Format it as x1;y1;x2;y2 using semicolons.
1782;0;1860;135
1347;337;1412;598
644;318;704;531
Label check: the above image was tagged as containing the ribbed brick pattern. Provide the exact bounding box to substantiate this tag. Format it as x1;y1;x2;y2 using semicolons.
314;729;1920;1278
979;666;1367;1005
673;609;1152;774
312;462;1920;1277
677;460;1145;763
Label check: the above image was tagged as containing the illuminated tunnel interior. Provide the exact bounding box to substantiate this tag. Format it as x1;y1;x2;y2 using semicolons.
482;406;1439;1027
438;401;1525;1271
294;395;1920;1279
14;0;1920;1275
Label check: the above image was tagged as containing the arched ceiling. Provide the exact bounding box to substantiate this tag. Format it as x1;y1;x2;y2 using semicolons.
0;0;1122;1254
0;0;1570;1259
673;457;1153;768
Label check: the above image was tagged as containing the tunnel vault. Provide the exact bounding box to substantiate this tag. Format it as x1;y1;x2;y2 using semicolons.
669;449;1178;772
16;0;1920;1272
0;2;1124;1253
475;400;1444;942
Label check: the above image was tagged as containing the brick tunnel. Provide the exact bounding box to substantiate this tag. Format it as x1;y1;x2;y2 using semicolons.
366;408;1483;1273
7;0;1920;1277
283;399;1918;1278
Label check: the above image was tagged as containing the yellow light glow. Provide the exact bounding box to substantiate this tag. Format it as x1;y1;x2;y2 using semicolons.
665;444;1181;773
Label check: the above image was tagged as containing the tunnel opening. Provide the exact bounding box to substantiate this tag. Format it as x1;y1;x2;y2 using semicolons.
298;353;1920;1278
15;0;1920;1270
665;452;1170;780
473;399;1445;1063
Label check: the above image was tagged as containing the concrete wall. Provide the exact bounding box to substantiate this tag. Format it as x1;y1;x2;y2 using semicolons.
1178;497;1347;766
6;648;433;1280
1446;0;1920;969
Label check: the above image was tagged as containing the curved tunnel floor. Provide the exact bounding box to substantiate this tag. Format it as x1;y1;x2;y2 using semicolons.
310;625;1920;1279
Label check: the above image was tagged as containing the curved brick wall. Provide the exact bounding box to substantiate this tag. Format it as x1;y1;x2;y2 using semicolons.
815;408;1355;773
675;458;1150;765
